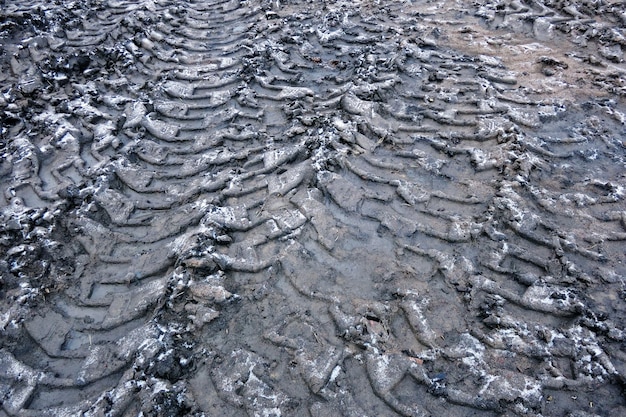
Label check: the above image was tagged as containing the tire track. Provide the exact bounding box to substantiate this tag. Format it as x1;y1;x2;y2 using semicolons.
1;0;625;416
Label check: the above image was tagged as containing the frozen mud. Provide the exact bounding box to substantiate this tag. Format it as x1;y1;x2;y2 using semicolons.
1;0;625;416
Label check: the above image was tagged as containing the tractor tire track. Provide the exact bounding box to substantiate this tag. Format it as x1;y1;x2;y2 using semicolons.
1;1;625;416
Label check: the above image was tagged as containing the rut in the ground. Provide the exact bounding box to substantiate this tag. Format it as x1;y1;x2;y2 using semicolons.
1;0;625;416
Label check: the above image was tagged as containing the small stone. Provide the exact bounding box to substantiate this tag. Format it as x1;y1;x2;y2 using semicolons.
19;78;41;95
599;45;623;63
587;55;602;65
216;235;232;243
543;67;556;76
189;281;234;303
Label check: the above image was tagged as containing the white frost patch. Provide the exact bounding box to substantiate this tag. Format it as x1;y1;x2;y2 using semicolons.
151;379;169;395
452;333;485;368
478;374;498;395
82;346;100;369
560;192;597;207
167;222;212;254
329;365;342;384
523;284;554;306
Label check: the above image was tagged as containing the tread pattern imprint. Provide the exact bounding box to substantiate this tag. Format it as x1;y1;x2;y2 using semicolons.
1;0;626;416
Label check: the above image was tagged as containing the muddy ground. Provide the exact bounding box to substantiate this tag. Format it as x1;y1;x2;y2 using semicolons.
1;0;625;416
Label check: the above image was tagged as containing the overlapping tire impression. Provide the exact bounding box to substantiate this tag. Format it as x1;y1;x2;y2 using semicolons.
1;0;625;416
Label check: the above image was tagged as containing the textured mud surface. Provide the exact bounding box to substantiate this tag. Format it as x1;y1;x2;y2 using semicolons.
1;0;626;416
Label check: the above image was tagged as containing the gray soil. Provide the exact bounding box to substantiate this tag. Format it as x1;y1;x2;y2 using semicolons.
1;0;625;416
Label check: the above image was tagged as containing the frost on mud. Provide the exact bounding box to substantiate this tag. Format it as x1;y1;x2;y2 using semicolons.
1;0;626;416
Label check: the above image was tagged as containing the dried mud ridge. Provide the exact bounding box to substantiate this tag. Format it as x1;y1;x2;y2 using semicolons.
1;0;626;416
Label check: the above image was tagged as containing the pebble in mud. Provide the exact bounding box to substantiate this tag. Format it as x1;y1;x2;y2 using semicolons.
1;0;626;416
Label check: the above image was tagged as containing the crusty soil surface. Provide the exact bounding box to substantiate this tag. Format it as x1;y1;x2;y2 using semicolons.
1;1;625;416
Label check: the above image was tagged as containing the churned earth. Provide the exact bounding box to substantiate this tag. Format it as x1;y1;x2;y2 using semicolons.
1;0;625;416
